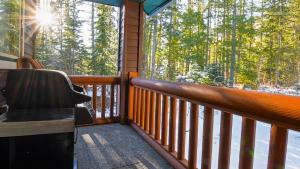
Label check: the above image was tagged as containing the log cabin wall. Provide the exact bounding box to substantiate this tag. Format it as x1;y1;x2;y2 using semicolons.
119;0;144;123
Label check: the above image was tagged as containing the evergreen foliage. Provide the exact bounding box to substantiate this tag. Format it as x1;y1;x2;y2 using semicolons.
144;0;300;88
34;0;118;75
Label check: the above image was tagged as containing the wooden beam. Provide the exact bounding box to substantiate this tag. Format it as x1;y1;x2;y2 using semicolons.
119;0;144;123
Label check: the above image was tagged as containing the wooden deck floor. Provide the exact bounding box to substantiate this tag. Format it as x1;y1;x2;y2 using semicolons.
75;124;172;169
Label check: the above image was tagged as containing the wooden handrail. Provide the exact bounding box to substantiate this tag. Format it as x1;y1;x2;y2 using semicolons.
17;57;44;69
131;78;300;131
69;75;121;84
128;76;300;169
70;75;121;125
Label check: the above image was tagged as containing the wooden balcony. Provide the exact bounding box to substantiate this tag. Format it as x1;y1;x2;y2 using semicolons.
6;0;300;167
67;73;300;169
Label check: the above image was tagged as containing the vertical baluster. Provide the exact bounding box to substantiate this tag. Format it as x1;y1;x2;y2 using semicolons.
110;85;115;118
133;87;138;123
141;89;146;129
145;90;150;132
168;97;177;152
101;85;106;118
137;88;141;125
201;107;214;169
188;103;199;169
218;112;233;169
149;91;156;136
83;84;88;94
128;84;134;120
267;125;288;169
239;117;256;169
177;100;187;160
155;93;162;140
161;95;169;146
92;84;97;121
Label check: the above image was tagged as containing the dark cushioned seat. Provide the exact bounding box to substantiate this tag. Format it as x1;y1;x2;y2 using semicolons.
5;69;90;109
1;69;93;125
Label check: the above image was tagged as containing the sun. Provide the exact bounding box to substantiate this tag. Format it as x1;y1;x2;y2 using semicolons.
36;9;55;27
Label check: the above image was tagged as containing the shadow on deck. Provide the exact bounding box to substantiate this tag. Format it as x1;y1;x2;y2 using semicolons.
75;124;172;169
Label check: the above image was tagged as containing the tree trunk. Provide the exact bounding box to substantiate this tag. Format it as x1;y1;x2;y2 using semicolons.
205;1;211;69
150;17;158;80
229;0;237;87
91;2;95;60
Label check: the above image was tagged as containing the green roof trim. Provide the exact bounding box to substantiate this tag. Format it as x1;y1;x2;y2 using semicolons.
144;0;173;16
85;0;173;16
84;0;122;7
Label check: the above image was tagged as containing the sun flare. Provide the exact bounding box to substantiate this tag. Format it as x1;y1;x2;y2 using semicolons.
36;9;55;27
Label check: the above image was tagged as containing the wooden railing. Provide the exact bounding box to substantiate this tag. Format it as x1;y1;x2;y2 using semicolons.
128;72;300;169
69;75;121;125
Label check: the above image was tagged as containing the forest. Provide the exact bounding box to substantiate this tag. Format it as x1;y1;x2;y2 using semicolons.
0;0;20;56
34;0;119;75
143;0;300;88
1;0;300;88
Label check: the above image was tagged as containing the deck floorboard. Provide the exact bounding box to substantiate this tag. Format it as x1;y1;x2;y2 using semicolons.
75;124;173;169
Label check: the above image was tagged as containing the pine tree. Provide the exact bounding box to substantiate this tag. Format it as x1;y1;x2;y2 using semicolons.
0;0;20;56
92;4;118;75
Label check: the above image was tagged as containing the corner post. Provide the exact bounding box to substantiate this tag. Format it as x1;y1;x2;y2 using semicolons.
119;0;144;124
128;72;139;121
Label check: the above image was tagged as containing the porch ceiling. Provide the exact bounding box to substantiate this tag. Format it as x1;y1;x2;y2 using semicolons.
85;0;173;16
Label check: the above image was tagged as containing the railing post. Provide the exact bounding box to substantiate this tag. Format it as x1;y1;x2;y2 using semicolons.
239;117;256;169
161;95;169;146
149;91;156;136
92;84;97;123
218;112;233;169
101;85;106;118
201;107;214;169
145;90;151;132
168;97;177;152
177;100;187;161
188;103;199;169
128;72;139;121
110;85;115;118
155;93;162;141
267;125;288;169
